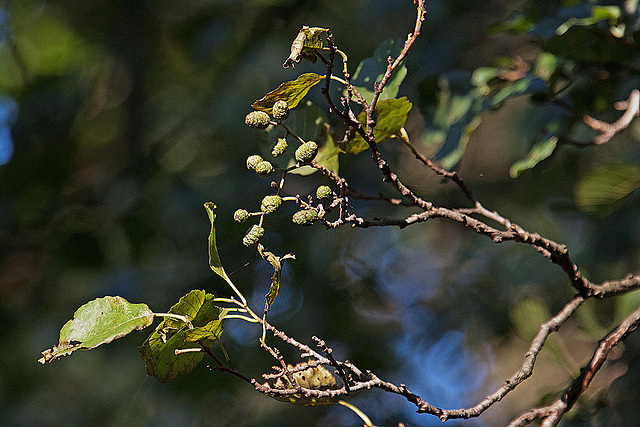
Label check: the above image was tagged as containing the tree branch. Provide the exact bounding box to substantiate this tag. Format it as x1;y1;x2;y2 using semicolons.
509;304;640;427
583;89;640;145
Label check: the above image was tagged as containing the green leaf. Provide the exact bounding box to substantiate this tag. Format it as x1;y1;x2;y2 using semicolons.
184;316;225;343
350;38;407;104
419;70;547;170
141;290;224;383
418;74;485;168
283;26;328;68
39;296;154;364
490;75;539;108
509;136;558;178
285;100;327;142
204;202;234;287
252;73;325;114
191;293;224;327
142;330;202;383
345;97;412;154
575;164;640;216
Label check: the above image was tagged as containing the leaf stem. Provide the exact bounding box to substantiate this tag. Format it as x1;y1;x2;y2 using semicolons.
223;314;261;323
338;400;374;426
175;347;202;355
155;313;193;329
329;75;348;86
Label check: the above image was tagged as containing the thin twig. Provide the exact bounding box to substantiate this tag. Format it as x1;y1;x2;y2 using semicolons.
583;89;640;145
509;305;640;427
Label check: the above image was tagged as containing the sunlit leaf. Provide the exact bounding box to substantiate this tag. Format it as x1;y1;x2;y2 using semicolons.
204;202;234;287
252;73;325;113
350;38;407;104
509;136;558;178
39;296;154;363
345;97;412;154
283;27;328;68
140;290;224;383
575;164;640;216
367;97;412;142
184;317;225;343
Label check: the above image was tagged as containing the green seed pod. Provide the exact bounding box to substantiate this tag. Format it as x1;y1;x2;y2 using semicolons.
316;185;332;200
242;225;265;247
246;155;263;171
271;100;290;120
233;209;250;223
245;111;271;129
255;160;274;177
292;209;318;226
261;195;282;214
295;141;318;164
271;138;288;157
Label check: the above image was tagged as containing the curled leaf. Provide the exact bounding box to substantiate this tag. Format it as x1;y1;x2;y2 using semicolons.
257;244;295;312
283;26;328;68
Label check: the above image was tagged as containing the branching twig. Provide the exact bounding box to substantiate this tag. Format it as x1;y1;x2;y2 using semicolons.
313;336;351;392
214;1;640;424
583;89;640;145
251;296;583;420
509;305;640;427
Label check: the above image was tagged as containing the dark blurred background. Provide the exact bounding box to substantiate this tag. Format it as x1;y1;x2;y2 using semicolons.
2;0;640;425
